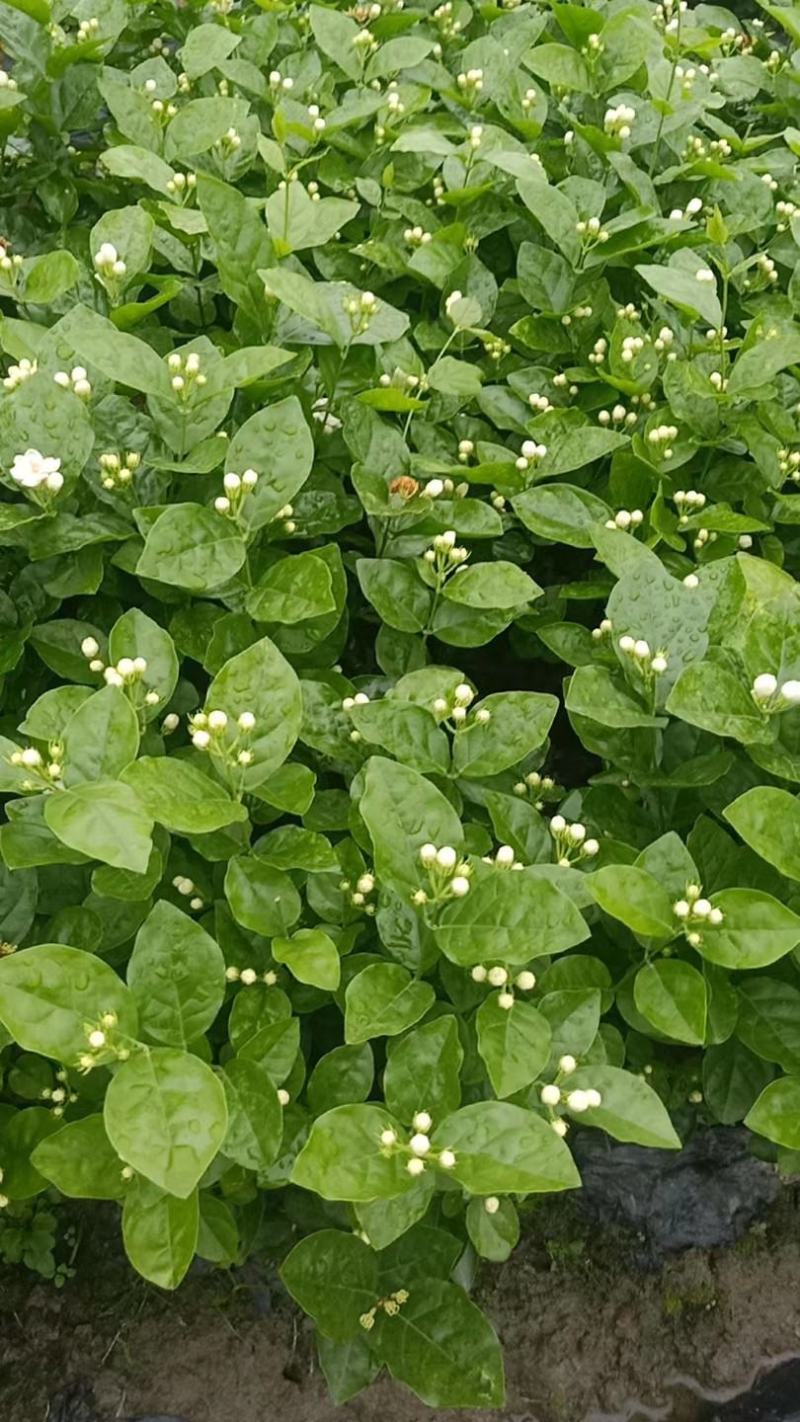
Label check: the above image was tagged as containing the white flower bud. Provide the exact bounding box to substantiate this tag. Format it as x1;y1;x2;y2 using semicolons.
208;710;228;731
498;991;515;1010
753;673;778;699
407;1157;425;1176
240;968;258;986
450;876;470;897
380;1128;397;1147
238;711;256;730
419;842;438;864
550;814;566;833
192;730;211;749
495;845;515;866
541;1084;561;1106
516;971;536;991
81;636;99;658
438;1149;456;1169
88;1029;106;1049
487;966;508;987
559;1054;577;1074
413;1111;432;1132
485;1196;500;1214
567;1089;590;1112
436;845;457;869
585;1089;602;1108
471;965;488;982
552;1119;568;1137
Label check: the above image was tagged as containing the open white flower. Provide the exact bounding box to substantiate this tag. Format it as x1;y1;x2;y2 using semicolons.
10;448;62;489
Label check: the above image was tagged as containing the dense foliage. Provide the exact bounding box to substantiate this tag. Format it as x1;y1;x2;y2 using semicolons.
2;0;800;1405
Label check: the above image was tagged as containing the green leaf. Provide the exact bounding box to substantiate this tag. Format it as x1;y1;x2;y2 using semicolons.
247;551;335;623
136;504;246;592
451;691;558;777
61;686;140;785
227;398;314;531
435;867;589;967
745;1076;800;1149
348;700;450;776
180;21;240;78
432;1101;580;1193
636;253;723;329
122;1177;199;1289
308;1043;374;1116
31;1115;125;1200
357;559;432;634
281;1230;378;1340
383;1017;462;1123
359;756;463;897
693;889;800;969
225;855;301;936
292;1103;416;1202
514;483;612;548
634;961;707;1045
703;1039;773;1125
371;1281;505;1409
127;901;225;1047
120;757;248;834
44;779;153;873
0;944;137;1063
588;866;675;938
345;964;435;1044
476;994;552;1098
104;1047;228;1198
205;636;302;787
667;662;772;743
273;928;341;991
466;1195;520;1263
566;1066;681;1148
723;787;800;880
221;1057;283;1172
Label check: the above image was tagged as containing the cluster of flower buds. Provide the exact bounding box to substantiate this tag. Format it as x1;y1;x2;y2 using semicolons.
692;526;717;553
776;200;797;232
552;372;578;395
528;391;553;414
466;123;483;150
167;350;207;400
482;332;511;362
604;507;644;531
344;289;379;336
433;0;461;35
77;15;100;42
521;86;538;111
352;27;378;56
3;357;37;391
668;196;703;221
591;617;613;642
225;963;279;988
77;1012;129;1074
8;743;64;792
413;843;471;904
575;215;609;244
778;448;800;482
53;365;91;399
604;103;635;138
360;1289;409;1331
379;1111;456;1177
751;673;800;713
423;528;469;575
166;171;197;200
707;370;728;392
403;224;432;246
93;242;127;290
151;94;178;121
618;635;668;683
549;815;599;867
673;884;724;943
540;1057;602;1135
647;423;678;459
214;467;258;517
98;450;141;491
0;70;17;92
616;302;640;320
598;405;637;430
581;31;604;55
653;326;675;355
81;639;159;707
190;708;257;768
420;476;467;500
471;963;535;1010
673;489;706;524
513;769;556;807
0;241;22;278
340;871;377;915
755;251;779;285
431;682;490;728
589;336;607;366
268;69;295;91
456;439;475;465
620;333;646;364
172;874;205;913
480;844;524;873
456;66;484;96
515;439;547;472
41;1068;78;1118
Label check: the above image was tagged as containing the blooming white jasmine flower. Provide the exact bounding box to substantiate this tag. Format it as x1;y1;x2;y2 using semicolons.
10;449;62;489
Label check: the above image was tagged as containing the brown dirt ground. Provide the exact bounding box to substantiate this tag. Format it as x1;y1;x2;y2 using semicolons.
1;1193;800;1422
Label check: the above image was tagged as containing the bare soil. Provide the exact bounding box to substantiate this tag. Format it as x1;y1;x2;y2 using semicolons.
2;1193;800;1422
